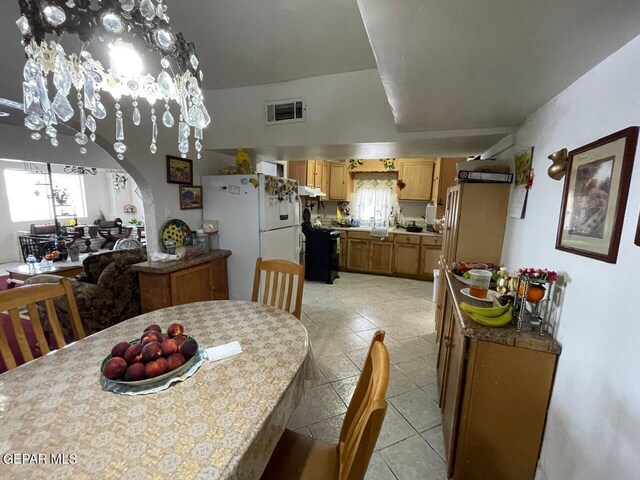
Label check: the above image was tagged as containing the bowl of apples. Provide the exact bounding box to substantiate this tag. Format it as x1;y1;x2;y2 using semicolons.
101;323;203;392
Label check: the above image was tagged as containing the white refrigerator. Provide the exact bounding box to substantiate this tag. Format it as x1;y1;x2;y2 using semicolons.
202;174;301;300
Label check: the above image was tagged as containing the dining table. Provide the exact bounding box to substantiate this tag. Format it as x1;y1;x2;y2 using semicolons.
0;300;312;479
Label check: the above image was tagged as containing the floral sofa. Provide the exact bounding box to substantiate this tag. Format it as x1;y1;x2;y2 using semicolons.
25;247;147;336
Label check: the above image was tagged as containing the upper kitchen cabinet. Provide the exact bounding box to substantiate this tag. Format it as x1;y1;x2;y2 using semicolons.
322;161;330;197
434;157;465;216
397;158;438;200
328;162;352;200
288;160;324;188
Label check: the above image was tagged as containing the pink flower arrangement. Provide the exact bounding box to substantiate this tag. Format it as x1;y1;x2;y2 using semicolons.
516;268;557;282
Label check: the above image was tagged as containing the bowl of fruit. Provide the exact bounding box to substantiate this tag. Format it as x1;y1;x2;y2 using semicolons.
101;323;203;391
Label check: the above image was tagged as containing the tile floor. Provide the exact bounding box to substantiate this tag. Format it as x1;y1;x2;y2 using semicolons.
289;271;446;480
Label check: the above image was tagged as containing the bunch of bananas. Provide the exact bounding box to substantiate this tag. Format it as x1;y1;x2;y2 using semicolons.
459;302;513;327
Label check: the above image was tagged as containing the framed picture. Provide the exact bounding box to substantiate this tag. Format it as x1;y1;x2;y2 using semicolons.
166;155;193;185
556;127;638;263
179;185;203;210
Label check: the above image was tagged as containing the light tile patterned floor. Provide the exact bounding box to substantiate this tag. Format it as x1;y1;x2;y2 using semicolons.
290;272;446;479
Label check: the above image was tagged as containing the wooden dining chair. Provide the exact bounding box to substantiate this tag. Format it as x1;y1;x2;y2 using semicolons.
261;330;390;480
252;257;305;319
0;277;85;372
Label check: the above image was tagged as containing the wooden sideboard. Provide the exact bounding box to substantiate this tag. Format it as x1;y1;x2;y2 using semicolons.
132;250;231;313
436;268;561;480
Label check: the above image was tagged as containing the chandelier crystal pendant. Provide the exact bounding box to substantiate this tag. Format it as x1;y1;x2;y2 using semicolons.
16;0;211;160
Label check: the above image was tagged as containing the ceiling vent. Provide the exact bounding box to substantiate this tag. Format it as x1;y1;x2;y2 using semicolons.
265;98;305;125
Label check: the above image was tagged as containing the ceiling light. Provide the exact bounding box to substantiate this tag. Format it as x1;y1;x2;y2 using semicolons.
109;41;143;78
16;0;210;160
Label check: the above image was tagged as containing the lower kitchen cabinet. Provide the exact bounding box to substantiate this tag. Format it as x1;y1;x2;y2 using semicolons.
420;245;441;276
436;270;561;480
134;252;230;313
341;230;441;279
338;231;348;270
369;241;394;274
394;238;421;276
346;238;369;271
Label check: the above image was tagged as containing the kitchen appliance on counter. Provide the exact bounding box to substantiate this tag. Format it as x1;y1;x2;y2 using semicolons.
303;225;340;284
202;174;300;300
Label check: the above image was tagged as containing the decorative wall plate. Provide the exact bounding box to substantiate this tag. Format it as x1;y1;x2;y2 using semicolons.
159;219;193;252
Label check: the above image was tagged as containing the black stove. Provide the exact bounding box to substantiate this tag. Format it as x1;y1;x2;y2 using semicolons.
303;225;340;284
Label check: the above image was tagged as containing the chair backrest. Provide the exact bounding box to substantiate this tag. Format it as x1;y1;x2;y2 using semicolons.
30;224;57;236
98;220;119;229
251;257;305;319
0;278;85;372
338;330;390;480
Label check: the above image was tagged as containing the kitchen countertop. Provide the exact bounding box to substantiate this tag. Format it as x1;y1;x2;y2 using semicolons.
446;270;562;355
328;226;443;237
131;249;232;274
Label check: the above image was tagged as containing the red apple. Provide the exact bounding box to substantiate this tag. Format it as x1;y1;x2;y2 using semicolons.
161;339;178;357
145;359;167;378
141;331;163;346
143;324;162;334
111;341;131;359
141;341;163;363
166;353;185;371
172;335;186;348
179;338;198;360
124;344;143;365
103;357;128;379
124;363;146;381
167;323;184;338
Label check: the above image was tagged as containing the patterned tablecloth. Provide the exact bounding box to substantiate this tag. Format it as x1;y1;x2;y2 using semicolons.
0;301;312;479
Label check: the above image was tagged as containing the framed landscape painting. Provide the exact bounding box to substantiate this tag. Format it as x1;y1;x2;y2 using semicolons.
179;185;203;210
167;156;193;185
556;127;638;263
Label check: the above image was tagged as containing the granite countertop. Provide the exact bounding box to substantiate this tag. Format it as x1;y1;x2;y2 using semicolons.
131;249;232;274
329;226;443;237
445;271;562;355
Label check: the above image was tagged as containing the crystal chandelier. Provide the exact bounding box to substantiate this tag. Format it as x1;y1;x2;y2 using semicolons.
16;0;211;161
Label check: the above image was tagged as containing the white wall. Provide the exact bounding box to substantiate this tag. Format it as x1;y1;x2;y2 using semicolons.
205;69;399;150
487;35;640;480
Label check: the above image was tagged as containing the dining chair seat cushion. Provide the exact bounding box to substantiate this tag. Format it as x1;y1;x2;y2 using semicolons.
261;428;339;480
0;313;42;373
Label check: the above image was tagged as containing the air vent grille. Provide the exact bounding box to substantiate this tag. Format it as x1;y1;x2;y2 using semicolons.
265;98;305;125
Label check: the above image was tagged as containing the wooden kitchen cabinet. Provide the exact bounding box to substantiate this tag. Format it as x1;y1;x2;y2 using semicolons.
420;245;441;277
369;241;394;274
328;162;352;200
134;252;230;313
346;237;369;271
436;272;560;480
342;231;441;279
434;157;465;217
322;162;330;197
394;235;421;276
346;231;393;274
441;183;510;267
288;160;324;188
338;231;348;270
397;158;437;200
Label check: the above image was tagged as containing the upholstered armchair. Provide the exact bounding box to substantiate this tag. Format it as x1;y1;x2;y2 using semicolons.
25;247;147;336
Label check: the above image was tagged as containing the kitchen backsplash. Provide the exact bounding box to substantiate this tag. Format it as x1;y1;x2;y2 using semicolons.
316;200;430;226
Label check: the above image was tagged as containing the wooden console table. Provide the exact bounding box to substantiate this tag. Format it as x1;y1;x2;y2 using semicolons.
132;250;231;313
